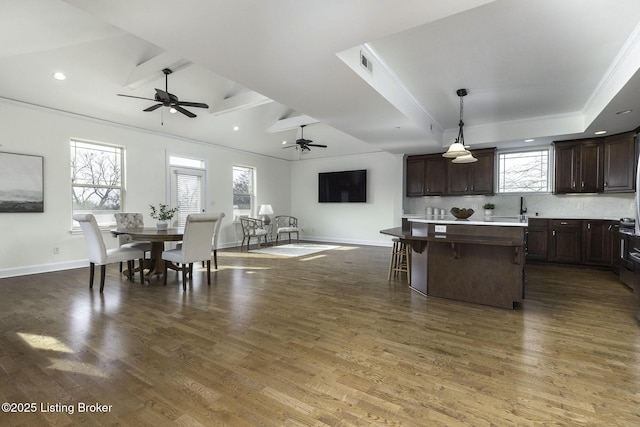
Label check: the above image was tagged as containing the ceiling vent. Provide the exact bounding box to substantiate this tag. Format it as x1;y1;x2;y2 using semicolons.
360;51;373;74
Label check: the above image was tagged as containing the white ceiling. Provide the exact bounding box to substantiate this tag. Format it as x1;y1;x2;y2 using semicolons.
2;0;640;161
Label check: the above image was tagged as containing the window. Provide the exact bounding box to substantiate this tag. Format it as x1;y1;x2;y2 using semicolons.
497;148;551;193
233;165;254;219
169;155;206;227
71;140;123;227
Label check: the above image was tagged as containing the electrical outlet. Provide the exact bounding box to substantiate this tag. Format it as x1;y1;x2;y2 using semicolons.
53;247;60;255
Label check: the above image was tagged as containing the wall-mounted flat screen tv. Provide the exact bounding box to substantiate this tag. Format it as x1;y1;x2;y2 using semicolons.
318;169;367;203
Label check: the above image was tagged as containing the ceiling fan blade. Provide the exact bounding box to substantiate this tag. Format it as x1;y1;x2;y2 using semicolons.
296;138;313;144
173;105;197;118
117;94;156;101
307;144;327;148
143;104;163;112
281;145;297;149
176;101;209;109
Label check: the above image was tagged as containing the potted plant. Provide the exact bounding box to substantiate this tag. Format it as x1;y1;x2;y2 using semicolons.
149;203;179;230
483;203;495;217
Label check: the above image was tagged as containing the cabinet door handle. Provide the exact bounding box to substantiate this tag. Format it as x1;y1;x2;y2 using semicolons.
572;181;576;189
604;181;608;187
560;221;568;225
587;223;591;230
552;230;556;237
582;181;585;188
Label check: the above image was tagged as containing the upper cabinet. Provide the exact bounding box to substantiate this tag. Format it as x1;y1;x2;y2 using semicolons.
406;154;447;197
604;131;636;193
554;131;637;194
554;139;603;193
446;148;495;195
406;148;495;197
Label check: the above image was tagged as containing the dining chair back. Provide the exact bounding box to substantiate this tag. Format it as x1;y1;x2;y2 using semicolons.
74;213;144;292
211;212;225;268
162;213;219;290
114;212;151;271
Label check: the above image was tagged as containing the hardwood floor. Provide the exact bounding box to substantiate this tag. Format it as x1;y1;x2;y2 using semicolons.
0;244;639;426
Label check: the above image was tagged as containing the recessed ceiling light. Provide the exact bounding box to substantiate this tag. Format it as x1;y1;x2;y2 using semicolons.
233;126;239;131
595;130;607;135
524;139;535;143
281;140;287;145
52;72;66;81
616;109;632;115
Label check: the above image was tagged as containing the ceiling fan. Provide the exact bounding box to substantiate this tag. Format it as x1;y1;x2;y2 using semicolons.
282;125;327;151
117;68;209;118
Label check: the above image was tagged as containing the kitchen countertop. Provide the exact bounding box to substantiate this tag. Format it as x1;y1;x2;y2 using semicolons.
405;215;528;227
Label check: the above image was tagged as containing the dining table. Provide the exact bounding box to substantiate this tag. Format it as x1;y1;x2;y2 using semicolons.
111;227;184;281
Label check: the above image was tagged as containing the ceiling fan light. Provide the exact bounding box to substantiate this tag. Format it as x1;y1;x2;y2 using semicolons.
169;107;177;114
442;142;470;158
452;152;478;163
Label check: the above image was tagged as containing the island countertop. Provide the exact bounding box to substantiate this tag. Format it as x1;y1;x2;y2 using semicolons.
404;215;528;227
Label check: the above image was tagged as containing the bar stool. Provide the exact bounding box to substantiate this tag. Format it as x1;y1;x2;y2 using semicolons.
388;238;411;284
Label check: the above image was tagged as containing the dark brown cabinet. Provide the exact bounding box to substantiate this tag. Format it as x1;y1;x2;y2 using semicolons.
583;220;612;266
406;156;426;197
604;131;636;193
526;218;548;261
446;148;495;195
406;154;447;197
554;140;604;194
549;220;582;263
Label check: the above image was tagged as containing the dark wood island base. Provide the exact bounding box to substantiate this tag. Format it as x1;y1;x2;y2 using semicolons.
382;218;526;309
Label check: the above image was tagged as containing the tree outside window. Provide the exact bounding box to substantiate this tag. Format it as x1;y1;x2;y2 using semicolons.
71;140;123;227
498;149;550;193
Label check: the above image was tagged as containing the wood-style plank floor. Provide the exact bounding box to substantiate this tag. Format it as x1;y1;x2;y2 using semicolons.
0;243;639;426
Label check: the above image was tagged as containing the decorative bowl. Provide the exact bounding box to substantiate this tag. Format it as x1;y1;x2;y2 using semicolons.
450;207;474;219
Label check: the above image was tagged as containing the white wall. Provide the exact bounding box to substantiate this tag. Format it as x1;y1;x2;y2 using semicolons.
290;151;403;246
0;100;291;278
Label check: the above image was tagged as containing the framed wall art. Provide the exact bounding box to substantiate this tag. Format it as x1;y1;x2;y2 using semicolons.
0;152;44;213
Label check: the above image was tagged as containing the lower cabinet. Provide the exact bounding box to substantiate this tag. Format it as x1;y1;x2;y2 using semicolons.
526;219;548;261
583;220;612;266
526;218;617;268
549;220;582;263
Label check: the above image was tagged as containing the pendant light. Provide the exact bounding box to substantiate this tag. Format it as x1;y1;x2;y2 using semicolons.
443;88;477;162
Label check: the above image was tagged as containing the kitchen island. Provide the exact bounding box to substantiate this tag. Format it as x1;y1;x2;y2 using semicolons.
381;216;527;309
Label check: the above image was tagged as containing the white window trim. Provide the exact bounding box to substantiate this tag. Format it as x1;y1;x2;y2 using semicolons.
70;139;125;230
495;145;554;195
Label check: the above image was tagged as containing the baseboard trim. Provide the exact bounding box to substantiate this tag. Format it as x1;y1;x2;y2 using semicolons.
0;260;86;279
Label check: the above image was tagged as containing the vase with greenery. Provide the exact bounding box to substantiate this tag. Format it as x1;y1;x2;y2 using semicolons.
483;203;495;217
149;203;178;230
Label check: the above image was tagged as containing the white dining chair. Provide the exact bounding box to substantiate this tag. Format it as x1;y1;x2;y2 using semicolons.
162;213;219;291
74;213;145;292
211;212;225;269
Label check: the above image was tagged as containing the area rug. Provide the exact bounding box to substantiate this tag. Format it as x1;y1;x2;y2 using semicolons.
250;243;339;257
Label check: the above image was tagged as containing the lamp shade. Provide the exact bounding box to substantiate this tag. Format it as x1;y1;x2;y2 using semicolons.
451;153;478;163
258;204;274;215
442;142;470;158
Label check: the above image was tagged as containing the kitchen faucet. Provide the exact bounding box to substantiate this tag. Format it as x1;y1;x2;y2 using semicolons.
520;196;527;215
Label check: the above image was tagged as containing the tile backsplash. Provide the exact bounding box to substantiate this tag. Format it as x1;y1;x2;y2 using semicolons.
405;193;635;220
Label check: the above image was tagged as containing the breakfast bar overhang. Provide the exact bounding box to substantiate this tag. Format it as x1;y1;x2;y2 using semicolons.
381;217;527;309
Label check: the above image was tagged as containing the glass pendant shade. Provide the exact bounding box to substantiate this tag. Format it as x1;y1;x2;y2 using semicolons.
451;153;478;163
442;141;470;158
